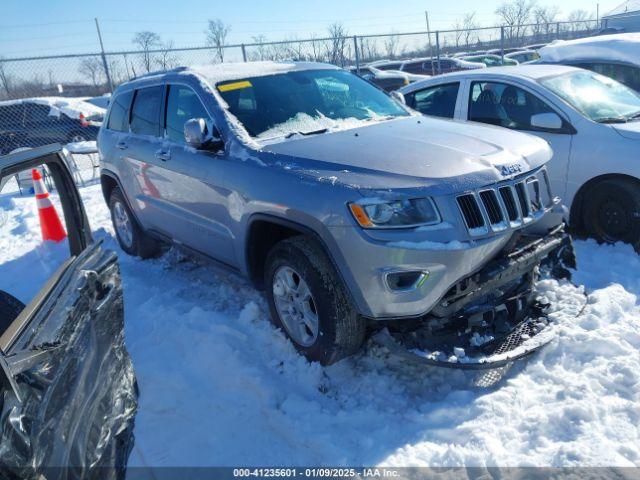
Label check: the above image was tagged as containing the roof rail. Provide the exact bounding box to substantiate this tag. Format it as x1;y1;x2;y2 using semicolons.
132;66;189;81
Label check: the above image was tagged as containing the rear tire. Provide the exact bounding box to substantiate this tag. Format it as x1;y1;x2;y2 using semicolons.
109;187;160;259
583;178;640;250
264;236;365;365
0;290;25;335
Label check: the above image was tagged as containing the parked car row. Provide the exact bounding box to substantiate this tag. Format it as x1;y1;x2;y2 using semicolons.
0;97;105;155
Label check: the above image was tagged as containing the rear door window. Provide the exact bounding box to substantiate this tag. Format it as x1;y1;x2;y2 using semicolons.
107;90;134;132
1;162;74;331
24;104;52;124
407;83;459;119
164;85;209;143
130;86;163;136
0;104;25;128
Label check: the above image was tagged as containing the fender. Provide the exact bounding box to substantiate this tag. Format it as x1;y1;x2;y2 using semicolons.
245;213;372;317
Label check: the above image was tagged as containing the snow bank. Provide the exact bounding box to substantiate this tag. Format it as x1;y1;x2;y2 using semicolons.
539;33;640;66
0;184;639;468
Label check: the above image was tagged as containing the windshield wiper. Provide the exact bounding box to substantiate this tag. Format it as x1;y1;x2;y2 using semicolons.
596;116;628;124
284;128;329;139
627;111;640;121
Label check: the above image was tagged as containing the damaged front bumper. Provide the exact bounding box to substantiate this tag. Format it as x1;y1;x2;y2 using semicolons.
372;225;582;370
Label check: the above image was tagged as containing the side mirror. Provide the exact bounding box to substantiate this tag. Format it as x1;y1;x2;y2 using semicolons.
184;118;223;151
390;91;406;105
530;112;563;130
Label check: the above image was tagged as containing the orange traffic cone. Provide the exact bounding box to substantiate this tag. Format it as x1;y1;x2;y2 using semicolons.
32;169;67;243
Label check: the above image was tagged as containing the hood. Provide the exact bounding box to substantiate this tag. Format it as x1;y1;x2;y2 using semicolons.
259;116;551;191
612;121;640;140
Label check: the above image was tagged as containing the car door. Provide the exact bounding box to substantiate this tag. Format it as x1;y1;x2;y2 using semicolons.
0;146;136;477
463;79;574;199
151;83;235;265
121;85;170;234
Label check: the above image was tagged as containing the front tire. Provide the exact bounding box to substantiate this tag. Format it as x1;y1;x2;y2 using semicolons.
109;187;160;258
583;178;640;250
264;236;365;365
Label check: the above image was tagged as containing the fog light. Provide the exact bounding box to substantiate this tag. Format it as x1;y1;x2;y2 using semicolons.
385;270;429;291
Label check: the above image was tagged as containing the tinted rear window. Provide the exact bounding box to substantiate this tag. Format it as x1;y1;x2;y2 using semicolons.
107;90;134;132
130;86;163;136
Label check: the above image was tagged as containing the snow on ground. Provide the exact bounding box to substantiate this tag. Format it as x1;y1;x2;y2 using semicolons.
0;182;639;468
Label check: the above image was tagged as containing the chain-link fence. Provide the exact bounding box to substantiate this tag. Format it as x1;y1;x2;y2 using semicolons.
0;19;599;158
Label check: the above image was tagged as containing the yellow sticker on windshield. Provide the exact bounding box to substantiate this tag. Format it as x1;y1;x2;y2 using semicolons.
218;80;252;92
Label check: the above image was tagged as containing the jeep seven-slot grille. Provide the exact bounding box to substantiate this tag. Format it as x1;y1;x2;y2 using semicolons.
457;194;484;229
456;169;554;236
479;190;503;224
499;187;518;221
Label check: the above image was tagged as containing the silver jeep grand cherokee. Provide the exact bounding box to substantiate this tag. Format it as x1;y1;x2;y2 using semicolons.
98;61;572;365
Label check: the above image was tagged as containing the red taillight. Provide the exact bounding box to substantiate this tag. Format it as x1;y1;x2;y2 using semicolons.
79;113;89;127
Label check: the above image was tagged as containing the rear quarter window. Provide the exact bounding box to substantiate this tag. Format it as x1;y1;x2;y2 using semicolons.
130;86;163;136
107;91;134;132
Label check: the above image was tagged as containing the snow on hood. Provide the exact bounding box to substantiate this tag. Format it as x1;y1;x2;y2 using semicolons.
261;116;551;187
539;33;640;66
0;96;105;120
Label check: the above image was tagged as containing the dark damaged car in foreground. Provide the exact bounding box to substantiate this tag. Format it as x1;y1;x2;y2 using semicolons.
0;146;136;479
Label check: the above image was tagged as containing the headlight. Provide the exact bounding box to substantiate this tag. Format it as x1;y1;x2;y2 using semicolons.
349;198;440;228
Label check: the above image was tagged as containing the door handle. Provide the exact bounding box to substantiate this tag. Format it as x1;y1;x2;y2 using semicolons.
116;141;128;150
155;150;170;161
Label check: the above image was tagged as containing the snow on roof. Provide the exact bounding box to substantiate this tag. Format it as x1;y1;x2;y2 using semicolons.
0;96;105;120
539;33;640;65
604;0;640;17
186;61;339;85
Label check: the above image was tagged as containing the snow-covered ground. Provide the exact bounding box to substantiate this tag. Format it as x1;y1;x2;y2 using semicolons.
0;182;639;468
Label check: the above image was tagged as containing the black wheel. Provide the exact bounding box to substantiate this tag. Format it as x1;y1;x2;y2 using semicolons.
583;178;640;249
0;290;25;335
109;187;160;259
264;236;366;365
68;132;89;143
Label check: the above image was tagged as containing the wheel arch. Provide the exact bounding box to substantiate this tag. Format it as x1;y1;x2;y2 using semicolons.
243;213;368;315
245;214;330;289
100;170;143;226
570;173;640;230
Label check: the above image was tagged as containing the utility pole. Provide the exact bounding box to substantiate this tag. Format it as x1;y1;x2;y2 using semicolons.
596;3;600;28
425;11;435;75
94;18;114;92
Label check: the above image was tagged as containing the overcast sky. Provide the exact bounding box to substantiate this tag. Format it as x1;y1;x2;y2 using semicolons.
0;0;623;58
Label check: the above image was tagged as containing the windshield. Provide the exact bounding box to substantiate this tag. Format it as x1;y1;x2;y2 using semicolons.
540;70;640;123
216;69;409;140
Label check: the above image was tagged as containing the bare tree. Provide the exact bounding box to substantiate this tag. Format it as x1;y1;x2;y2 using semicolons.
383;32;400;59
133;31;161;73
566;10;592;32
495;0;536;44
249;35;269;61
327;22;349;66
0;58;13;96
462;13;479;48
79;56;104;87
532;6;559;37
156;40;179;70
359;37;380;62
205;19;231;63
